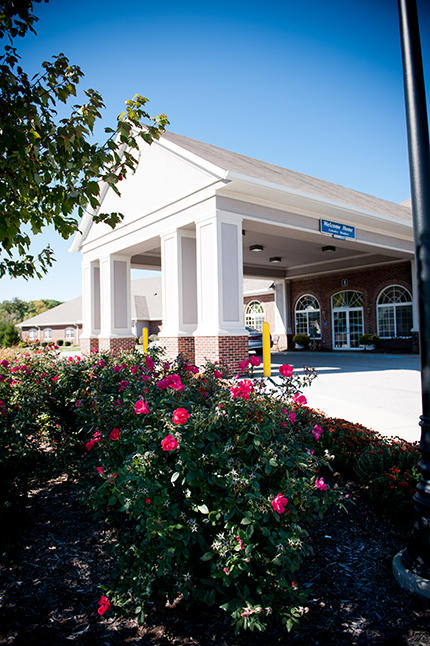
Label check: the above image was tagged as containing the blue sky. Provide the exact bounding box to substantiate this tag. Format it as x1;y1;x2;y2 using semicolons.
2;0;430;302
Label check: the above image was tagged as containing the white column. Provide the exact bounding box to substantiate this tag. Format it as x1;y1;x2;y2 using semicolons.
159;230;197;337
411;257;419;332
194;212;246;336
99;254;132;338
273;280;287;335
81;259;100;338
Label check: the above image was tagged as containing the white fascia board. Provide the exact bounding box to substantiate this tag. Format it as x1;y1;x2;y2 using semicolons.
225;170;412;234
69;180;111;253
157;137;229;180
18;320;82;327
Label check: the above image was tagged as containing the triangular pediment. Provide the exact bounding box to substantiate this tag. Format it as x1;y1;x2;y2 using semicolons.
71;134;227;251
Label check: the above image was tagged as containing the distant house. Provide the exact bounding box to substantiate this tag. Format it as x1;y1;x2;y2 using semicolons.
18;277;274;345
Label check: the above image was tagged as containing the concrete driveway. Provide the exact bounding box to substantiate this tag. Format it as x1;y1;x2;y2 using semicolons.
254;351;421;443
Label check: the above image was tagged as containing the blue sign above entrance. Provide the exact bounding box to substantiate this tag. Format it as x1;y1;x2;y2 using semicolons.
320;219;356;240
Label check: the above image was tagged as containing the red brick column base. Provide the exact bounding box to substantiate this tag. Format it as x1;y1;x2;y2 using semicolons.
80;337;99;354
159;337;195;363
98;337;136;353
194;336;248;373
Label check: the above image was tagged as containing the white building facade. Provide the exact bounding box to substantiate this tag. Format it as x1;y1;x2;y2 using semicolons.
71;131;416;370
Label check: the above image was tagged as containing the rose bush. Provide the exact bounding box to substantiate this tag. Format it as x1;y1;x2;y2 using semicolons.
1;346;419;632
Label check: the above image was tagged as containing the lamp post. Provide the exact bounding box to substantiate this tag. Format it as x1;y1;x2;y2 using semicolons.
393;0;430;597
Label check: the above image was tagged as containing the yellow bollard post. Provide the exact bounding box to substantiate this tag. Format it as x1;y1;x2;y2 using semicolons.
262;321;271;377
142;327;148;355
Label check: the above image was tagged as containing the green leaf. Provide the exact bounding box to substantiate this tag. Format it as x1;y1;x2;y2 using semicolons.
171;471;180;483
197;504;209;514
201;551;213;561
240;517;252;525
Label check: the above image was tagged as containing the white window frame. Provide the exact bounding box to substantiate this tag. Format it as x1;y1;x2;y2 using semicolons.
28;328;38;341
43;328;52;341
245;300;265;331
294;294;321;339
65;327;75;342
376;285;413;339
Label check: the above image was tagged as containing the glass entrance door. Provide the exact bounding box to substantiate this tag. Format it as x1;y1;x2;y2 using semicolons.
333;309;364;349
331;291;364;350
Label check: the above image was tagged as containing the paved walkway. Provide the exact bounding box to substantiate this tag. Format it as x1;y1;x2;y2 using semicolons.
254;352;422;443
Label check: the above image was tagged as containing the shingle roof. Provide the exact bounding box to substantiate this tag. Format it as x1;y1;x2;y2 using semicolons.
17;297;82;327
162;131;412;223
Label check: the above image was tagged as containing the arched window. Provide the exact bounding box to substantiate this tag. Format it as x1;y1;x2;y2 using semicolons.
377;285;412;338
245;301;265;331
65;327;75;342
295;294;321;339
28;328;38;341
43;328;52;341
332;291;363;308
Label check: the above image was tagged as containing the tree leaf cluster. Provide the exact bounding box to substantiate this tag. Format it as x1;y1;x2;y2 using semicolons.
1;1;168;279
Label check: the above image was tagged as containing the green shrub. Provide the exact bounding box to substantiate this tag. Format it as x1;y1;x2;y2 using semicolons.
359;334;379;346
57;339;64;346
64;340;71;346
292;334;310;348
0;321;20;347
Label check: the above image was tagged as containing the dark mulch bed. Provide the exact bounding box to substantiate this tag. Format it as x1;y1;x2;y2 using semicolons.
0;467;429;646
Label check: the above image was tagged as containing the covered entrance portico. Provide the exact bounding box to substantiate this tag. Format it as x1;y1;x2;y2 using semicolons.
71;131;417;368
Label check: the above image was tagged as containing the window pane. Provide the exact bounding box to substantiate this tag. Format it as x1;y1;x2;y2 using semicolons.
378;286;411;305
295;312;308;335
395;305;412;336
308;311;321;338
296;295;319;311
378;306;395;337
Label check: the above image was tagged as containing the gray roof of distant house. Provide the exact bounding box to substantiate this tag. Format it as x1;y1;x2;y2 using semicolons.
163;131;412;223
17;297;82;327
18;277;273;328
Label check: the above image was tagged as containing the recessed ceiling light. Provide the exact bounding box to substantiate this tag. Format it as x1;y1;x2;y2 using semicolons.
269;256;282;263
321;245;336;253
249;244;264;252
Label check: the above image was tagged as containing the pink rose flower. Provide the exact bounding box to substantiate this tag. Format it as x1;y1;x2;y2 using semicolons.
272;493;288;514
119;379;129;392
312;424;323;440
97;595;111;615
239;358;250;372
249;355;261;367
96;466;104;475
289;412;297;423
236;535;245;550
279;364;293;377
230;379;254;400
214;369;223;379
109;428;120;440
161;434;179;451
172;407;190;425
144;355;154;372
292;393;307;406
134;399;150;414
315;477;327;491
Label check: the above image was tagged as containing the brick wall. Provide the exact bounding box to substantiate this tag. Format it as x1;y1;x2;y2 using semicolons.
159;337;196;363
80;337;99;354
98;337;136;354
290;261;412;350
194;335;248;372
21;324;82;344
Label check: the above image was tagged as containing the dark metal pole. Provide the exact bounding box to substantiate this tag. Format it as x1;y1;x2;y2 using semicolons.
395;0;430;587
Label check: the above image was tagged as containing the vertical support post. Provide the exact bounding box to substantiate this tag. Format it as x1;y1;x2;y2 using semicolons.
194;212;248;371
98;254;135;353
142;327;148;354
263;322;271;377
80;259;100;353
159;229;197;363
273;280;288;351
393;0;430;596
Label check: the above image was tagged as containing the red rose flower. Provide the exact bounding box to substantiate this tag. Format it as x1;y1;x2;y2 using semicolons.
172;407;190;425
